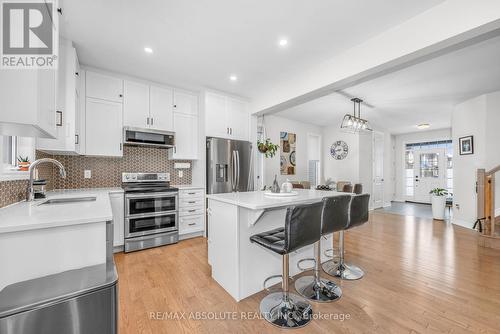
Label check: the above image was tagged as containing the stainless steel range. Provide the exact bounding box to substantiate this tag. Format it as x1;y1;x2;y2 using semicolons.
122;172;179;252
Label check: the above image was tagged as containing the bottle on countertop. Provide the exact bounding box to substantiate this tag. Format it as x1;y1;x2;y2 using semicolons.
271;175;281;193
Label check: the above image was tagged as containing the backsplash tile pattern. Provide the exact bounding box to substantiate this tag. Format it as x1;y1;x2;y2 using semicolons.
35;146;192;190
0;180;28;208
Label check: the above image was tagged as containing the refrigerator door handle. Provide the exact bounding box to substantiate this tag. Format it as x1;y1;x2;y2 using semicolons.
235;150;241;189
231;150;237;191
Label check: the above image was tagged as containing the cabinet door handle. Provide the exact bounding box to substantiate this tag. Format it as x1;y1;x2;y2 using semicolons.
120;143;122;151
75;72;79;76
75;134;79;144
188;201;196;204
188;223;196;226
227;127;229;134
119;94;123;98
151;117;154;126
188;209;196;213
56;111;63;127
230;128;232;135
174;146;176;153
147;117;150;125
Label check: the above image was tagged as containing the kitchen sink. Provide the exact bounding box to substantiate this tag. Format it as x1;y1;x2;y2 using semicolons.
39;196;97;205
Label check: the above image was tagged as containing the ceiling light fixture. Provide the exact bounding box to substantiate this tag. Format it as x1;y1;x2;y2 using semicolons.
229;75;237;82
144;47;153;54
416;123;430;130
340;98;373;133
278;39;288;47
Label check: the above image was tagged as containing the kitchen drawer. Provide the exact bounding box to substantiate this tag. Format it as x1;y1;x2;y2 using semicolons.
179;197;204;207
179;206;204;216
179;215;204;235
179;189;204;199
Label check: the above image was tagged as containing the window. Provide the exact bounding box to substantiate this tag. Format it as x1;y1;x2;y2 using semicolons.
0;135;35;175
1;136;17;167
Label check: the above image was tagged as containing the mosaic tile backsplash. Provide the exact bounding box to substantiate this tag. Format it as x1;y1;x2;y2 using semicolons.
0;146;193;208
36;146;192;190
0;179;28;208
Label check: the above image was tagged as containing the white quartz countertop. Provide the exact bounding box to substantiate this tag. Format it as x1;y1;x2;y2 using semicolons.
0;188;123;234
206;189;346;210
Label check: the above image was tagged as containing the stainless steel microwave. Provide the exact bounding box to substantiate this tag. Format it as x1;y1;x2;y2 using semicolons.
123;127;175;149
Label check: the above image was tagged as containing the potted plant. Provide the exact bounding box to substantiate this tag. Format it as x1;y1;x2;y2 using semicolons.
429;188;448;220
257;138;279;158
17;156;31;171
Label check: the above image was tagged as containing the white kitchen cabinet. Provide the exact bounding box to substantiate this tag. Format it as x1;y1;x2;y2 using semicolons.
0;69;56;138
173;90;198;115
150;85;174;131
170;113;198;160
205;92;249;141
38;39;82;154
226;97;249;141
109;191;124;250
86;71;123;103
178;188;205;239
85;98;123;157
123;80;149;128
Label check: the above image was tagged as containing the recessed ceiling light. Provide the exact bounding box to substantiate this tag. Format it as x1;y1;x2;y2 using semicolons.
278;39;288;47
229;75;237;82
144;47;153;54
417;123;430;130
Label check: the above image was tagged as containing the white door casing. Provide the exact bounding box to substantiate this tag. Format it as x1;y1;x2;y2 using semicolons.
372;131;384;209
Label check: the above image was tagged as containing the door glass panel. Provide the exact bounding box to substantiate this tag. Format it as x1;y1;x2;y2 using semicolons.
420;153;439;178
129;214;176;234
128;196;176;215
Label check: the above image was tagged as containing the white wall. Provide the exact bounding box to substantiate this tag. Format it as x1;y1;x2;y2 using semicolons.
262;115;322;186
393;128;452;201
452;91;500;228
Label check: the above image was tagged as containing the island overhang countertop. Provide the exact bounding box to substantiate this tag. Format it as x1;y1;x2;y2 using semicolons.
206;189;344;210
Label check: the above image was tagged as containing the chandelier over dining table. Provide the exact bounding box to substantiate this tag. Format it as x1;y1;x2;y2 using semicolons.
340;97;373;133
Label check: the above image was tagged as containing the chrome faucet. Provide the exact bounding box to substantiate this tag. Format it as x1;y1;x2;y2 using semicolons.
27;158;67;201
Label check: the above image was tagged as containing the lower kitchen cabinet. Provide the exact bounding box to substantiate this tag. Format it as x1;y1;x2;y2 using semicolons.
178;188;205;239
109;191;124;251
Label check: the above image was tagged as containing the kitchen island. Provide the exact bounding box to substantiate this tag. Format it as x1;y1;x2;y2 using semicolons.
206;189;347;301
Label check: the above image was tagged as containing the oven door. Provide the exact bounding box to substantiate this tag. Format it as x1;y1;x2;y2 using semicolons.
125;192;178;217
125;212;178;238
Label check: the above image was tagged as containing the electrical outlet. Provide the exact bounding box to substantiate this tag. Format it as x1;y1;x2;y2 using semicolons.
178;170;183;178
84;170;92;179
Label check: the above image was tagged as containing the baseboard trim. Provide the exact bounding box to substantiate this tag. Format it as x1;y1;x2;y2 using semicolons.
451;218;473;230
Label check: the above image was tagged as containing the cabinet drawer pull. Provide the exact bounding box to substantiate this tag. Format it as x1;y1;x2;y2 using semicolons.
188;192;196;195
188;223;196;226
188;209;196;212
188;201;196;204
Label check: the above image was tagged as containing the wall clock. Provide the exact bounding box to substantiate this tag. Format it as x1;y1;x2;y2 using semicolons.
330;140;349;160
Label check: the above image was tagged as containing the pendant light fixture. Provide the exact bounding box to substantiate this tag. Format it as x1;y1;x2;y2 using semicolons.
340;97;373;133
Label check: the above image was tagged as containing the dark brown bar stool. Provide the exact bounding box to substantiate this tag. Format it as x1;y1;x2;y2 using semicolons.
249;202;323;328
322;194;370;280
294;195;351;302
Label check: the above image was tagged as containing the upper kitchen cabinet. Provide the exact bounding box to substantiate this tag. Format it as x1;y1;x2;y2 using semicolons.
205;92;250;141
0;69;56;138
123;80;149;129
85;98;123;157
170;89;199;160
38;39;82;154
149;85;174;132
123;81;174;132
86;71;123;103
173;90;198;115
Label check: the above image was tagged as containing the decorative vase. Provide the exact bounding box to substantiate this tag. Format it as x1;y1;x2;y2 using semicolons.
271;175;281;193
281;179;293;193
431;195;446;220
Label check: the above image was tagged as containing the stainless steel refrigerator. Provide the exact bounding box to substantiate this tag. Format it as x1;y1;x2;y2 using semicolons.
206;137;254;194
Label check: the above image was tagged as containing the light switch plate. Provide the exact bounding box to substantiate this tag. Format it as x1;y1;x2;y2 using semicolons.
84;170;92;179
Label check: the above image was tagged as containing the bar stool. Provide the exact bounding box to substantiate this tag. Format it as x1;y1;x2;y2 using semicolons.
322;194;370;280
249;202;323;328
294;195;351;302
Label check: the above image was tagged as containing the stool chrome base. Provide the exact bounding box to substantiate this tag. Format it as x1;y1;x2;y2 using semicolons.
260;292;313;328
322;260;364;280
294;276;342;302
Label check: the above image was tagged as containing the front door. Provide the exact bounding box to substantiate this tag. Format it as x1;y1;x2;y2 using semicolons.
413;148;447;203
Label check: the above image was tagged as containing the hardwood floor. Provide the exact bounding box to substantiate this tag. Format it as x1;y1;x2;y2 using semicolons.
114;211;500;334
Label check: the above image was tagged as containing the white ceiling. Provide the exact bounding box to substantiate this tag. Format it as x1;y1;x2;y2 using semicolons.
276;34;500;134
60;0;443;97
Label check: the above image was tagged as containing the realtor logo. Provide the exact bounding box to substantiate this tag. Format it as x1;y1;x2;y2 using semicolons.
1;0;58;69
